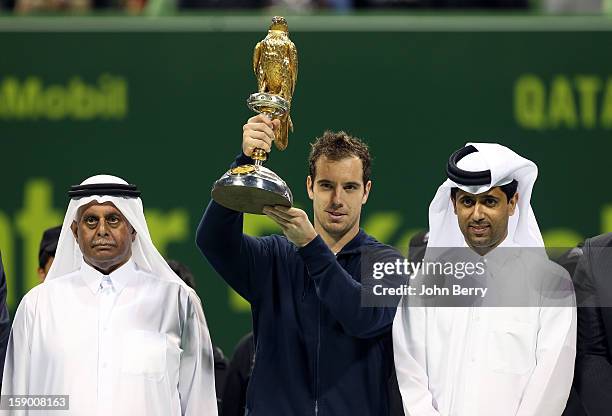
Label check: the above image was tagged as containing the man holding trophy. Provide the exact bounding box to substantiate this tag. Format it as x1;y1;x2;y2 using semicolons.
197;16;402;416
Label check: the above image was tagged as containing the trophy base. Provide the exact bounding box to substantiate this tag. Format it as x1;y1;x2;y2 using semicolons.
211;165;293;215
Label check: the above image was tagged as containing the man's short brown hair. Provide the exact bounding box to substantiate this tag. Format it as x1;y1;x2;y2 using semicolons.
308;131;372;186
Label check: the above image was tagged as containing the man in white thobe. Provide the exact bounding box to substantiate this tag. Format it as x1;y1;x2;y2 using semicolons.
393;143;576;416
1;175;218;416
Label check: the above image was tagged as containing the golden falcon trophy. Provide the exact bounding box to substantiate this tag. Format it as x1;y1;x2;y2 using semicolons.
212;16;298;214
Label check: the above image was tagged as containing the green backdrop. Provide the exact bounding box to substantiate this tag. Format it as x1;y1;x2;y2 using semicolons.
1;15;611;352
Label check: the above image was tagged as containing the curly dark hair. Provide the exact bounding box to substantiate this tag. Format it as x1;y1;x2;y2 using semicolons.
308;131;372;187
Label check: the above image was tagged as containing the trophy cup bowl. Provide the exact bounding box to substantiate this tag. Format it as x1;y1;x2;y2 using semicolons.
211;93;293;215
211;163;293;215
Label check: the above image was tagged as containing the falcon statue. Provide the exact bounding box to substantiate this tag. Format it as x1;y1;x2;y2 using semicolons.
253;16;298;151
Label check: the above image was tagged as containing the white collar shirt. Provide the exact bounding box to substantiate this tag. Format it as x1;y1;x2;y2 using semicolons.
2;259;217;416
393;241;576;416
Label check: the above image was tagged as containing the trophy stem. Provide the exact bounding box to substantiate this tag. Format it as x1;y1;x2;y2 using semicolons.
252;148;267;165
250;110;275;165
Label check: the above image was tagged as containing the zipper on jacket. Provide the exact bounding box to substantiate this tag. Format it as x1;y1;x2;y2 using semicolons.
314;300;321;416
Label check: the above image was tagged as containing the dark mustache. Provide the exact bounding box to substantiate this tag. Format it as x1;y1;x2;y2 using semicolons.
91;239;116;247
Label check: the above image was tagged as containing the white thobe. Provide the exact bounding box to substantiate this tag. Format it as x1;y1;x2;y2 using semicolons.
1;259;217;416
393;243;577;416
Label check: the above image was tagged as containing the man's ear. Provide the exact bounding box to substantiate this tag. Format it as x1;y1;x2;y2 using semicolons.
70;221;78;240
306;176;314;200
362;180;372;205
508;192;519;216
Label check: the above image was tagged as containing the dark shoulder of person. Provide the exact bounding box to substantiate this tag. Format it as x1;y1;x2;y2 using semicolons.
231;332;255;379
214;345;230;400
555;242;585;276
220;332;255;416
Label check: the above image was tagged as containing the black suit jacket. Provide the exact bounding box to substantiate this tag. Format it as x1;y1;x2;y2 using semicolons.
563;234;612;416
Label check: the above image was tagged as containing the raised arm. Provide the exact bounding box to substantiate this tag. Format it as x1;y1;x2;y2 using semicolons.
196;115;281;304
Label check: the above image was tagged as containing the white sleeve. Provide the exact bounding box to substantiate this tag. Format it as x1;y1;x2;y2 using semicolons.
2;292;33;395
178;293;218;416
1;292;34;416
514;305;577;416
392;297;441;416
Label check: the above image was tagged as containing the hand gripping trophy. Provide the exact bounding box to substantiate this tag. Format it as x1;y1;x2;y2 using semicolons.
212;16;298;214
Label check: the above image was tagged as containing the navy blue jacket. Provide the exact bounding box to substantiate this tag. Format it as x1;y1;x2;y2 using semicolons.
0;253;10;390
197;154;401;416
